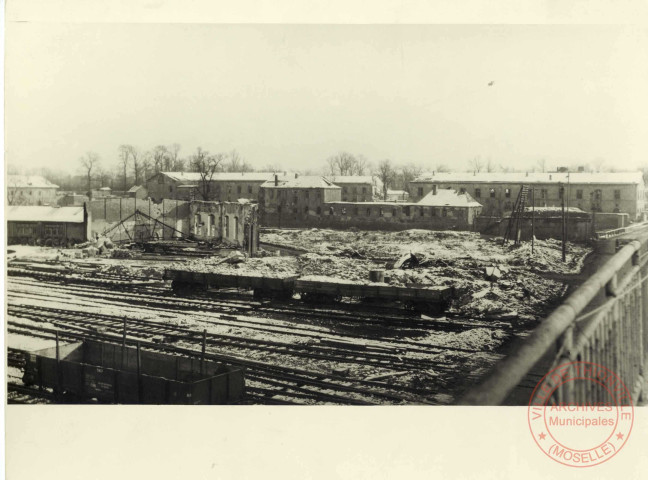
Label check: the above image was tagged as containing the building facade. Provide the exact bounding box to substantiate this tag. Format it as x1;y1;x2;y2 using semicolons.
146;172;283;203
7;175;59;206
326;176;380;202
190;201;259;255
409;172;646;220
7;205;91;246
259;176;482;231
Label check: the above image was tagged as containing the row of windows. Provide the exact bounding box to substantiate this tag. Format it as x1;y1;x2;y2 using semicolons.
341;186;369;194
420;186;623;201
276;205;453;217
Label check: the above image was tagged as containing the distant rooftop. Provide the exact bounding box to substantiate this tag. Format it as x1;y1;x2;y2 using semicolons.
159;171;279;183
128;185;145;193
417;188;482;208
262;175;341;189
6;206;85;223
413;171;645;185
326;175;375;184
7;175;59;189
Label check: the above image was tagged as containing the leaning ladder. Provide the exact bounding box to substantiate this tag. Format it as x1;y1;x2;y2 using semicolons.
502;185;529;246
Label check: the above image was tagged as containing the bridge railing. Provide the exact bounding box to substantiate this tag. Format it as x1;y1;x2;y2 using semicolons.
459;237;648;405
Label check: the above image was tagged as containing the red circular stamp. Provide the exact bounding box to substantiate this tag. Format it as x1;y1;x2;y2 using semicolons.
528;361;634;467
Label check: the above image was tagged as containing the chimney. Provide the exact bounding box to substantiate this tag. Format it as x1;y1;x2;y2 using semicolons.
274;174;278;186
432;171;435;176
525;172;528;177
295;173;299;179
432;185;437;196
549;174;552;180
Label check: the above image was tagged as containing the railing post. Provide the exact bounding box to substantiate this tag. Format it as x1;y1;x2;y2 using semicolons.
557;325;574;404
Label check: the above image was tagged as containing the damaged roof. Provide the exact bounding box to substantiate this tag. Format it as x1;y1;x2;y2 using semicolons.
6;206;85;223
417;188;482;207
413;171;645;185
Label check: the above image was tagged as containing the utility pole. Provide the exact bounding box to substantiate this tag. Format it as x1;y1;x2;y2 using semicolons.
531;187;535;254
560;183;566;262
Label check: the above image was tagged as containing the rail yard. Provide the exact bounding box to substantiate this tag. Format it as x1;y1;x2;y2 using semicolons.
6;228;590;405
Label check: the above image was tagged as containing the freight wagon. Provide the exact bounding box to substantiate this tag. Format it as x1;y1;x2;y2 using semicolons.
164;268;455;313
164;269;298;299
22;340;245;404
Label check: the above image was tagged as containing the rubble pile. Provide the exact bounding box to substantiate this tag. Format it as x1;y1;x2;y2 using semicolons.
179;255;300;278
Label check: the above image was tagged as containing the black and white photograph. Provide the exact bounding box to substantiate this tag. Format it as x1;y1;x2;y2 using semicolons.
3;1;648;478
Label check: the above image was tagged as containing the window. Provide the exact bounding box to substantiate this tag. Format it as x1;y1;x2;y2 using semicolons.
304;206;309;214
418;187;423;197
44;225;61;237
475;188;481;198
420;207;424;217
353;187;357;193
305;191;309;199
392;209;397;217
405;206;411;216
614;190;621;200
541;189;548;199
489;188;496;198
317;207;322;214
270;190;274;199
354;207;359;215
576;189;583;200
505;188;511;198
248;185;252;194
363;187;367;194
158;175;165;184
442;208;448;217
367;208;371;216
343;187;348;193
169;186;173;193
379;208;384;217
237;185;242;194
431;208;436;216
559;187;564;199
342;207;347;215
459;188;466;194
329;206;334;215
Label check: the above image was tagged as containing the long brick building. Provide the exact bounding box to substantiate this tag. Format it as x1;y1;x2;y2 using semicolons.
409;171;646;220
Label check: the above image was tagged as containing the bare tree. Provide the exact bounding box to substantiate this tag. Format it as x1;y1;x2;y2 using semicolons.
469;156;484;173
7;177;28;205
435;164;450;173
398;163;424;194
118;145;130;190
485;157;496;173
141;152;153;183
536;158;547;173
79;151;100;190
189;148;225;200
124;145;142;185
224;150;254;172
263;163;283;173
167;144;181;170
152;145;168;174
326;152;369;176
375;159;396;200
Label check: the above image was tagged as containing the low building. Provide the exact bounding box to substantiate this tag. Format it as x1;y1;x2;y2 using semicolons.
6;205;91;246
498;207;592;242
58;193;90;206
326;175;379;202
90;187;113;199
6;175;59;206
409;171;646;220
146;171;282;203
385;189;410;202
127;185;148;199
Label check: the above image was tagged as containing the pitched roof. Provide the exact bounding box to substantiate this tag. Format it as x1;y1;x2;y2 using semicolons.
326;175;375;184
159;171;276;183
261;176;341;189
6;206;85;223
412;171;645;185
128;185;145;192
7;175;59;189
417;188;482;207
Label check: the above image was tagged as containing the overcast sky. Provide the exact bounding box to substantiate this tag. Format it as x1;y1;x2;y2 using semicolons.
5;23;648;174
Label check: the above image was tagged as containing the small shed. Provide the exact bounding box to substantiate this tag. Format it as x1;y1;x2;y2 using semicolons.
128;185;148;199
6;205;91;246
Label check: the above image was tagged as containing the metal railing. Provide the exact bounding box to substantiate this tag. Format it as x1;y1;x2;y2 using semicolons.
459;237;648;405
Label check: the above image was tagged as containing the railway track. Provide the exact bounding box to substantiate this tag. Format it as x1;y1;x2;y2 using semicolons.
7;322;436;405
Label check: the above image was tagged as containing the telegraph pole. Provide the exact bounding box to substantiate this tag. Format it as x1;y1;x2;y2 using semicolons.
560;183;566;262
